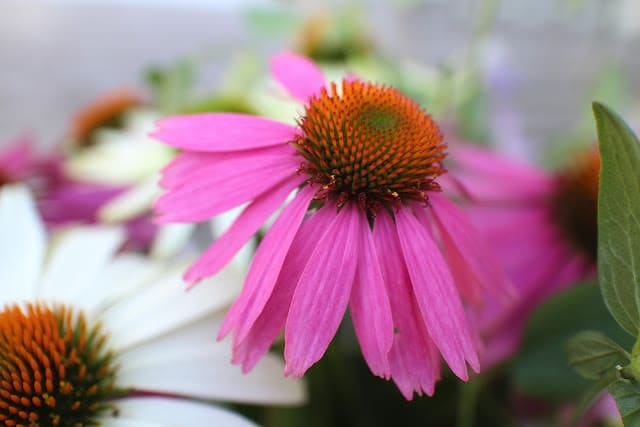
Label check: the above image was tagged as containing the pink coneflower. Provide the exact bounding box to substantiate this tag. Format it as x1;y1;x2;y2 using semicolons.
0;138;156;251
449;143;599;366
152;52;512;399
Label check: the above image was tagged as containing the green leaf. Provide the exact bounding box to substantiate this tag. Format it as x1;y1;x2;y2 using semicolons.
568;372;618;427
567;330;630;380
511;281;632;401
610;380;640;427
146;58;196;114
593;102;640;337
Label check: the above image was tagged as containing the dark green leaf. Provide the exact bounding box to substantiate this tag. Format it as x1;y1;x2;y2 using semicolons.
593;102;640;337
568;372;618;427
610;380;640;427
511;281;632;401
567;330;629;379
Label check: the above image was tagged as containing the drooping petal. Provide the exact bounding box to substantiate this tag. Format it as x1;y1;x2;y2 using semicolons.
427;193;516;304
478;230;574;334
480;252;587;367
0;185;46;304
411;205;484;305
38;226;125;305
449;143;554;202
110;397;259;427
231;206;333;373
395;208;479;379
219;186;316;343
151;113;298;152
270;51;326;104
374;213;441;399
350;215;394;378
284;203;360;377
183;174;305;284
117;314;305;406
101;261;243;351
154;152;300;223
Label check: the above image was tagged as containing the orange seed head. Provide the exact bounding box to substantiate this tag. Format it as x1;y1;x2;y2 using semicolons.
294;79;446;215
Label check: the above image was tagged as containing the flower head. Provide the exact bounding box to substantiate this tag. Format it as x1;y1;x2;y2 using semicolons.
152;52;513;399
449;143;599;365
0;185;304;426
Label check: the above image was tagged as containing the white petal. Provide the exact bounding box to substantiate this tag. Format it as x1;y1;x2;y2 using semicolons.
150;223;195;260
102;262;243;350
65;135;173;185
101;419;160;427
80;253;165;315
118;314;306;405
38;226;125;307
0;185;46;304
102;397;258;427
99;176;159;223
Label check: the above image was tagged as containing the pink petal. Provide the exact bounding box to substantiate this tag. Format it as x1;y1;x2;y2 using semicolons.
154;151;300;223
270;51;326;104
373;213;441;399
219;185;316;343
451;143;551;184
0;139;35;175
449;143;554;202
184;174;306;285
284;203;360;376
350;214;394;378
427;193;516;304
159;144;295;189
478;236;571;334
231;207;333;372
412;205;484;306
152;113;298;152
395;208;479;379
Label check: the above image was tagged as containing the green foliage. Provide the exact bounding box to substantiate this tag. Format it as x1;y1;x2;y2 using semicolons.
593;102;640;337
146;58;196;114
567;330;629;380
145;57;257;116
511;281;631;401
609;380;640;427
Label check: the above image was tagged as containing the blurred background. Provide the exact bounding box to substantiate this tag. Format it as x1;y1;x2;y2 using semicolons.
1;0;639;158
2;1;640;426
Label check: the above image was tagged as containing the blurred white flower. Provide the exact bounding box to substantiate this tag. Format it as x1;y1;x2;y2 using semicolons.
0;184;305;426
64;109;198;259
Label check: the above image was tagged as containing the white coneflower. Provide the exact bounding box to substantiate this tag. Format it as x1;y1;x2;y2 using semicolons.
63;109;189;259
0;185;305;427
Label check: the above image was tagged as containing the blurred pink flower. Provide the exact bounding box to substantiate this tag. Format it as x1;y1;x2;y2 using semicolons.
152;52;513;399
0;138;156;251
449;143;599;366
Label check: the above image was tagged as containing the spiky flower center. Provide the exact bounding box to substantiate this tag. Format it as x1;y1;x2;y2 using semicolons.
294;79;446;215
549;147;600;262
0;304;120;427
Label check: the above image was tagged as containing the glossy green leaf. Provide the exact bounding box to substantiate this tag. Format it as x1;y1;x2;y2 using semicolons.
567;330;629;380
610;380;640;427
593;102;640;336
511;281;631;401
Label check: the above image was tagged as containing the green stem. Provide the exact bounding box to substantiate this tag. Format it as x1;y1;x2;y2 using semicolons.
456;375;482;427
